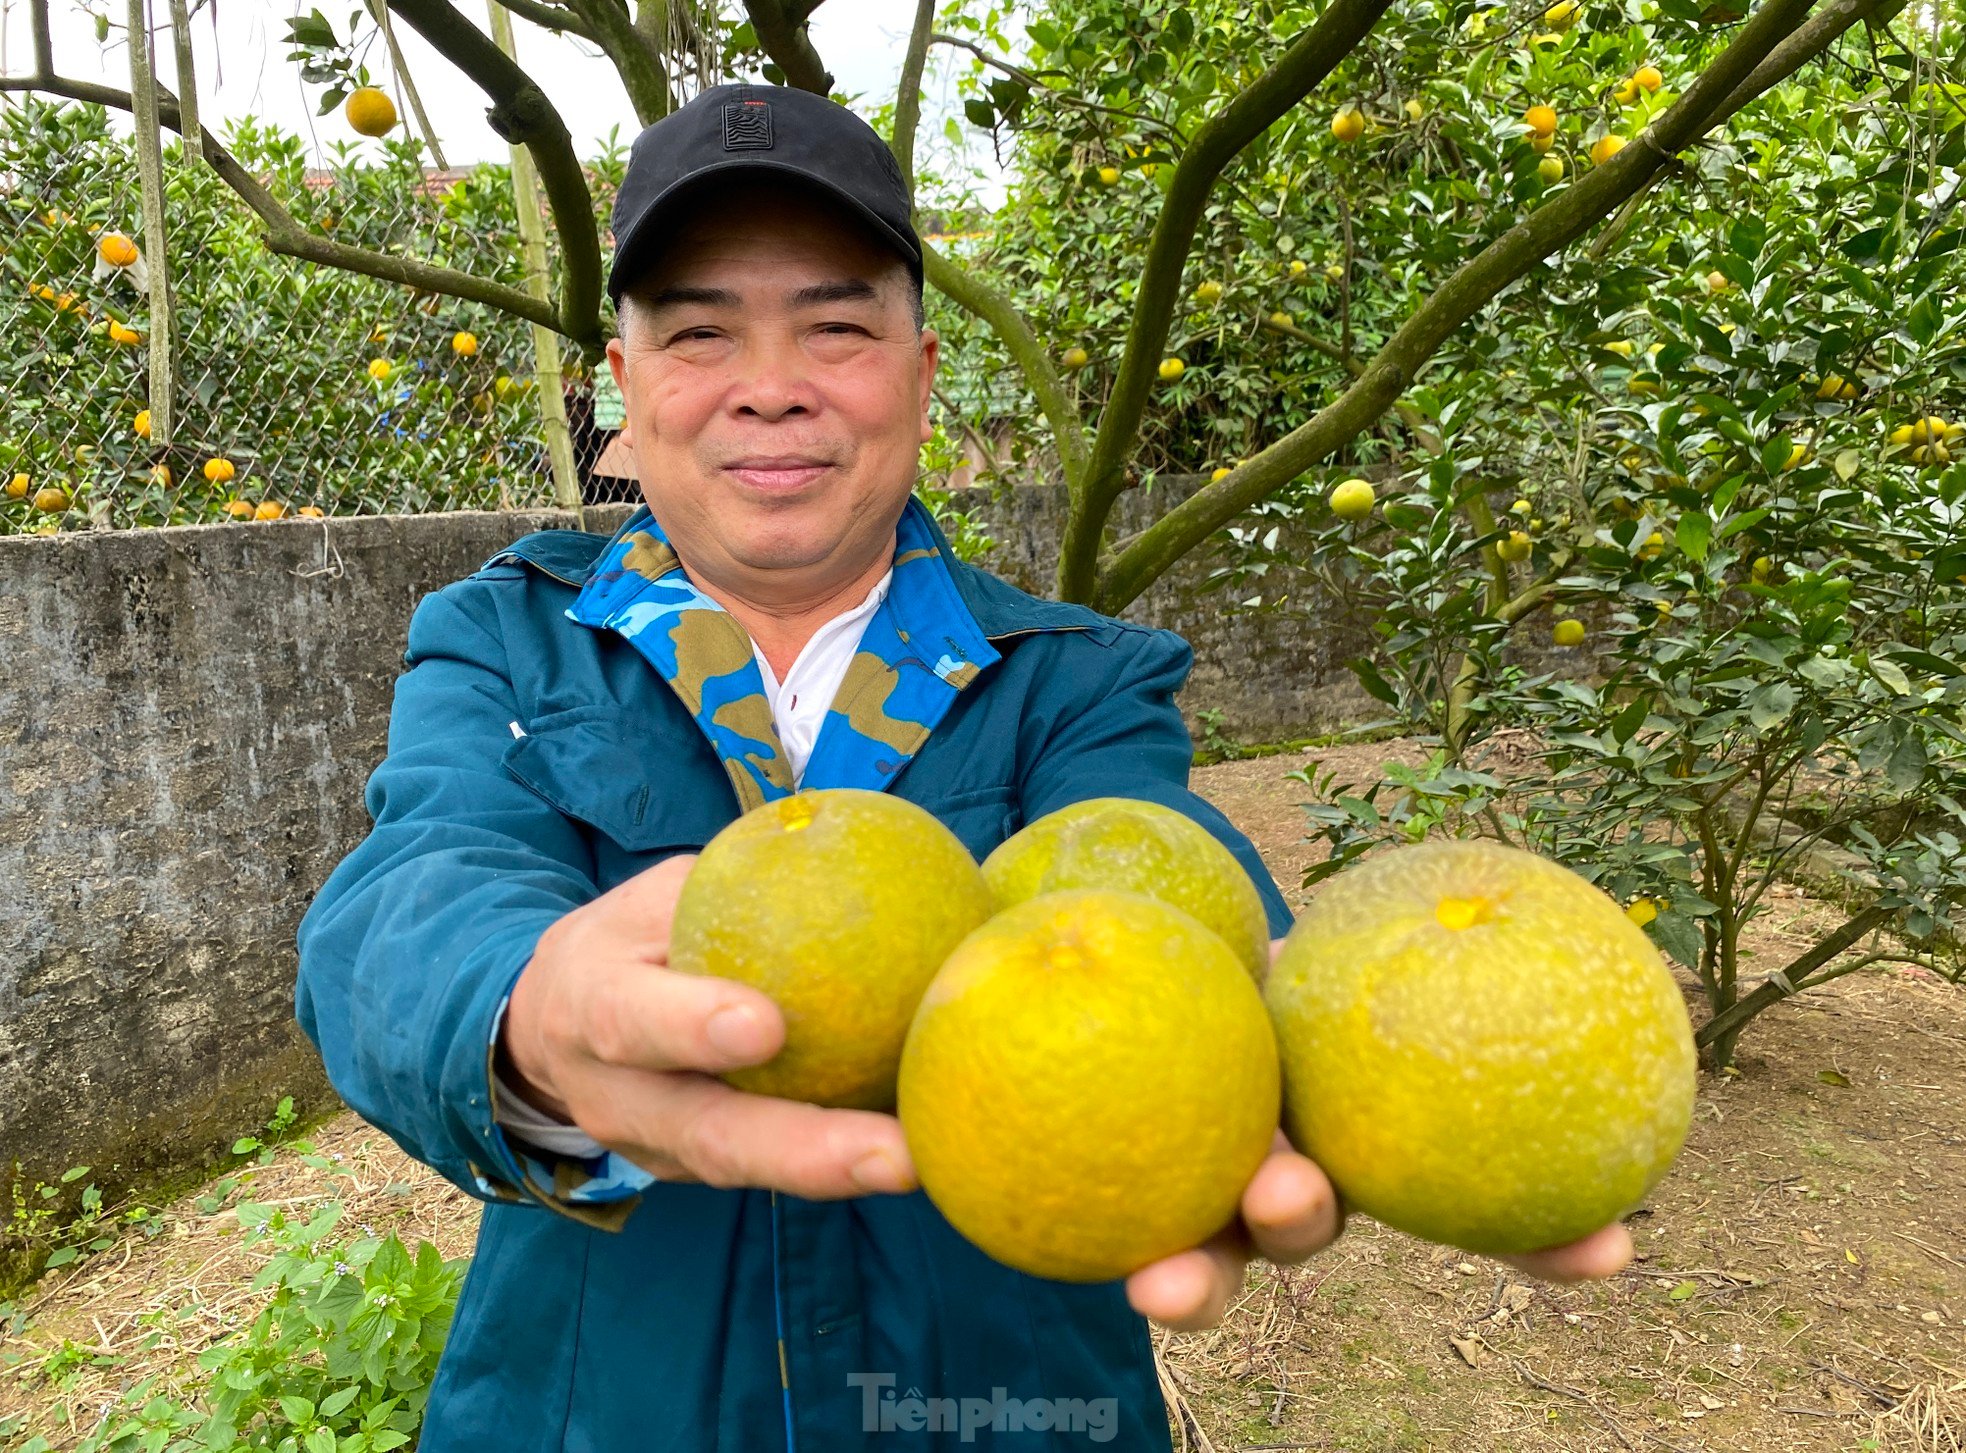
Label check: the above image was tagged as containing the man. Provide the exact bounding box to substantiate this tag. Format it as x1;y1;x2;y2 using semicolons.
296;84;1629;1450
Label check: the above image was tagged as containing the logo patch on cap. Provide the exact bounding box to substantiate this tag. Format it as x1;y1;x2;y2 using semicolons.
722;100;772;151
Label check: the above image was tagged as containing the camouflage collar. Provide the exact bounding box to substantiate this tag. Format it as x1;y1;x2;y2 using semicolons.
565;498;1000;810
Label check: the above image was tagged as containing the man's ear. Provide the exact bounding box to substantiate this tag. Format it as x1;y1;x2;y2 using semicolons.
917;327;939;444
605;336;633;448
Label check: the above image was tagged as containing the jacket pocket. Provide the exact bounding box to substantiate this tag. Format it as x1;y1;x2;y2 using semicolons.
501;705;736;855
906;782;1021;862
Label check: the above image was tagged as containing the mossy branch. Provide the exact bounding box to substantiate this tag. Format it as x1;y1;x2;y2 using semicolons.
743;0;831;93
383;0;602;342
922;245;1089;488
1094;0;1832;613
563;0;673;123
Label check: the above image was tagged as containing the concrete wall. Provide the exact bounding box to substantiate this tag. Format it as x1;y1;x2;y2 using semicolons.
0;484;1363;1199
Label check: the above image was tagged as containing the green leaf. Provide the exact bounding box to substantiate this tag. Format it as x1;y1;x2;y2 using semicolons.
1760;435;1794;475
1817;1069;1852;1086
963;99;995;129
1833;449;1861;482
1748;682;1796;730
278;1396;316;1425
1667;1280;1698;1301
59;1165;91;1183
1650;909;1702;968
1675;512;1711;563
1907;293;1941;346
1885;731;1928;790
1869;658;1912;695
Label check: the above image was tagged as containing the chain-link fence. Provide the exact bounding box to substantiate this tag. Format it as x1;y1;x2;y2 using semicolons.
0;95;635;537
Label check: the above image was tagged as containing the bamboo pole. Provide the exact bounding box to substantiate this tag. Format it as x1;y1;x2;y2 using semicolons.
487;1;583;523
366;0;449;169
127;0;174;449
165;0;198;165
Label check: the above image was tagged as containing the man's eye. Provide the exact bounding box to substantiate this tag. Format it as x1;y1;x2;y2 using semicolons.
818;323;866;336
670;328;721;343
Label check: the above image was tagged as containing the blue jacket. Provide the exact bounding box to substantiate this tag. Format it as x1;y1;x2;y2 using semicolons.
295;499;1293;1451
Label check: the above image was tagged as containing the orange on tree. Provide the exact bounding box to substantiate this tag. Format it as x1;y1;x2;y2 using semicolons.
254;501;288;520
1060;345;1090;370
1541;0;1581;29
223;499;254;519
1157;357;1185;381
204;457;236;485
1211;466;1232;482
133;408;151;438
1552;618;1586;647
1634;64;1664;91
32;486;71;514
368;358;394;382
1524;104;1558;138
1329;477;1376;521
298;505;326;518
6;472;30;499
1193;279;1224;304
1589;133;1626;165
97;231;139;267
1538;154;1566;184
1268;309;1294;328
107;320;142;345
344;86;399;138
452;330;480;357
1096;165;1120;185
150;463;173;487
1705;269;1732;294
1331;104;1365;142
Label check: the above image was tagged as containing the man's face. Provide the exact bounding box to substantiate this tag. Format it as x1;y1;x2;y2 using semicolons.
606;183;936;596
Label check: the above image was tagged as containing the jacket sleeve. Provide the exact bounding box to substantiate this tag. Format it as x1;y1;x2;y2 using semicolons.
294;573;653;1231
1013;626;1294;938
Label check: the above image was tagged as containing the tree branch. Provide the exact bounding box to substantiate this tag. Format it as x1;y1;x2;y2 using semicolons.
892;0;935;198
1694;903;1894;1047
491;0;599;41
1056;0;1399;601
922;243;1089;489
563;0;672;122
0;69;569;339
1094;0;1839;612
744;0;831;93
385;0;603;342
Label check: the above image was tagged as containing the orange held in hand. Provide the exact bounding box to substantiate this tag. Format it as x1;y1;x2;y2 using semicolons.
899;889;1279;1282
1266;840;1694;1256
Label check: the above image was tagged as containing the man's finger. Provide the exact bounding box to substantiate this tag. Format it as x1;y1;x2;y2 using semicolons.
581;963;787;1075
1125;1230;1251;1330
1240;1143;1344;1265
618;1071;918;1200
1499;1223;1634;1284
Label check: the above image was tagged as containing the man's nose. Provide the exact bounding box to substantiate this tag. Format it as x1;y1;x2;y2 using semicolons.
731;335;815;421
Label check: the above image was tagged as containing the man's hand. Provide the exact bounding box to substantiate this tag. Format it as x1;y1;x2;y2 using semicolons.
1124;937;1637;1328
498;855;916;1199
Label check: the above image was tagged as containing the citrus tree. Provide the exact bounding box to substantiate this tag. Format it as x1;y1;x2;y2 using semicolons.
1114;12;1966;1064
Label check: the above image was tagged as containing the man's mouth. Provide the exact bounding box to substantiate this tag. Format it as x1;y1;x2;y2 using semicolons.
722;456;835;492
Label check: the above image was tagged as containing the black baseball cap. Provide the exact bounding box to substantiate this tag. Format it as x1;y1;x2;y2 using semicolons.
606;83;923;308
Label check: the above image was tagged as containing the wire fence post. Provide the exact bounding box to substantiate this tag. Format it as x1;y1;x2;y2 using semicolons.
487;0;584;525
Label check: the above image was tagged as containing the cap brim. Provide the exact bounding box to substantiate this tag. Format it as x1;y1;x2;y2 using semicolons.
607;160;923;307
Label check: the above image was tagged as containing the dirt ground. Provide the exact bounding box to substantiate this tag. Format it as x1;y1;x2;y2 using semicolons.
3;751;1961;1451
